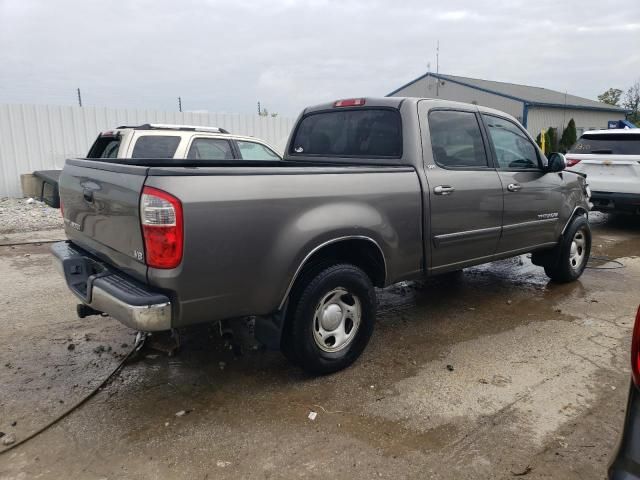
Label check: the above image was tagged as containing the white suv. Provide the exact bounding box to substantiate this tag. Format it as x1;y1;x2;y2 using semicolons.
86;123;282;161
565;129;640;214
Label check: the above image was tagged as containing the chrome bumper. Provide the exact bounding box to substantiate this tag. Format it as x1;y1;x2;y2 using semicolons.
51;242;172;331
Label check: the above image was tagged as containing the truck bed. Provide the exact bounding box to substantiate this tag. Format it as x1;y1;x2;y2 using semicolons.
59;158;423;328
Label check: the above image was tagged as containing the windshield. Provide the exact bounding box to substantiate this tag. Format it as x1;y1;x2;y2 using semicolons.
569;133;640;155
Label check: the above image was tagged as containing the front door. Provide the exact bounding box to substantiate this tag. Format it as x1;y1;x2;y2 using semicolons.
481;114;563;253
423;108;504;272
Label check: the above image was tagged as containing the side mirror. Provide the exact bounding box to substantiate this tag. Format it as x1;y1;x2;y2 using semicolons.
547;152;566;172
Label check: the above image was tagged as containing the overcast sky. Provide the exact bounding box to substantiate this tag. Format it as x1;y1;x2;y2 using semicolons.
0;0;638;117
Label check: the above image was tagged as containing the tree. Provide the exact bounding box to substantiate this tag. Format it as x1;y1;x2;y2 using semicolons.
547;127;559;152
559;119;577;152
597;88;623;106
623;80;640;125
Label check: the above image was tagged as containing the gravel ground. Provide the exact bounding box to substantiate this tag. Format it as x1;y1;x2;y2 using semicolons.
0;215;638;479
0;198;64;234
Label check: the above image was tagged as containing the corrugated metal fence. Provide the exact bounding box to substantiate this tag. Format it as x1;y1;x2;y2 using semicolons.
0;104;296;197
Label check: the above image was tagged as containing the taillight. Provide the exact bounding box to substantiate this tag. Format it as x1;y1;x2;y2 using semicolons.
632;305;640;387
565;158;581;167
140;186;183;269
334;98;366;107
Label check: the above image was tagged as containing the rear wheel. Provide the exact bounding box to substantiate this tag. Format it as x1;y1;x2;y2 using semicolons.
544;216;591;283
281;263;376;374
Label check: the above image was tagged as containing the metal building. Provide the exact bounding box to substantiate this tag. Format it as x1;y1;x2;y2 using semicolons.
387;72;626;137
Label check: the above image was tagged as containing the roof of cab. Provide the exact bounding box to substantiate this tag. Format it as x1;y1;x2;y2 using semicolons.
301;96;520;123
301;97;406;114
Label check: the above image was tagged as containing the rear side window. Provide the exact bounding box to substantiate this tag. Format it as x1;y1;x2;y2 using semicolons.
131;135;181;158
187;138;234;160
87;135;121;158
428;111;488;168
570;134;640;155
290;109;401;157
237;141;280;160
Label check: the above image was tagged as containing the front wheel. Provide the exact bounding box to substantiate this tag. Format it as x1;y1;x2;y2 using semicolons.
544;216;591;283
282;263;377;374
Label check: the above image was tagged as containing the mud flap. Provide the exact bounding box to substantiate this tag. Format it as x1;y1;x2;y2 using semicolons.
254;302;288;350
531;245;561;268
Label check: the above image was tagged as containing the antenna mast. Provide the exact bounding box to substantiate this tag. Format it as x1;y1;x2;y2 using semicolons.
436;40;440;97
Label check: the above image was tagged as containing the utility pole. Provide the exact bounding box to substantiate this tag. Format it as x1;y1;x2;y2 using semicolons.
178;96;182;112
257;101;261;115
436;40;440;97
77;88;82;107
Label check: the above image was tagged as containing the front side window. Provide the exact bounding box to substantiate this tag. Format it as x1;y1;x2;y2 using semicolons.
131;135;181;159
290;109;401;157
187;138;234;160
428;110;489;168
237;141;280;160
482;115;539;169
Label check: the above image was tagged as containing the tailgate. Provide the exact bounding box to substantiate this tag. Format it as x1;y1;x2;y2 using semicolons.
567;155;640;194
59;159;148;281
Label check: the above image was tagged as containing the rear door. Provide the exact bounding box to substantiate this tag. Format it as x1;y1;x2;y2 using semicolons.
422;107;503;272
481;114;563;253
59;160;148;281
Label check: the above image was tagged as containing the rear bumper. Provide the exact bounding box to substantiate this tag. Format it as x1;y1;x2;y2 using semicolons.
51;241;172;331
609;383;640;479
591;192;640;213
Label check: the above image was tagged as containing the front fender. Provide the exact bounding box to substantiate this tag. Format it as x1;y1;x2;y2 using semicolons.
557;173;590;238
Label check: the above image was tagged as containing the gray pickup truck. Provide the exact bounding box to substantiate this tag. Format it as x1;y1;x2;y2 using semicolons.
52;97;591;374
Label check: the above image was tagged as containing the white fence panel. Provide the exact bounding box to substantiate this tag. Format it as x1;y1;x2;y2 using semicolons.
0;104;296;197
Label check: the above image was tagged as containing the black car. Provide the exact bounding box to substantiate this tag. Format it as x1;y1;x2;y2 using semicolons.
609;306;640;479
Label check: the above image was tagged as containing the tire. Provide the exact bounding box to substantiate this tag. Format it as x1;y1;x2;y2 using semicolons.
281;263;377;375
544;216;591;283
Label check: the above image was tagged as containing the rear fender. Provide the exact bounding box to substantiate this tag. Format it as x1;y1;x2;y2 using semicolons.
266;201;394;311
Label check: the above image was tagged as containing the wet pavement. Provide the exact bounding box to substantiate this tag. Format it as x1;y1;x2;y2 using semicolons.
0;212;639;479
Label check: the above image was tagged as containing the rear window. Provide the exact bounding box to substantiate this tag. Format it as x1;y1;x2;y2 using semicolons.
131;135;181;158
569;133;640;155
429;111;489;168
87;135;121;158
290;109;401;158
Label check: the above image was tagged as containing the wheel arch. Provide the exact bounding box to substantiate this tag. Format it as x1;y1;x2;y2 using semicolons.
561;206;589;236
278;236;387;310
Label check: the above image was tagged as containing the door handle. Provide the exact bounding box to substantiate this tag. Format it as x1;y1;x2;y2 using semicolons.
507;183;522;192
434;185;455;195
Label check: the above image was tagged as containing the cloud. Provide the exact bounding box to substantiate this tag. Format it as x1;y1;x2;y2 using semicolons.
577;23;640;32
0;0;638;116
435;10;484;21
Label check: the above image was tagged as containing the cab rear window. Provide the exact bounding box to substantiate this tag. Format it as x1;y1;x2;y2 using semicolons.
570;133;640;155
290;109;401;158
131;135;181;158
